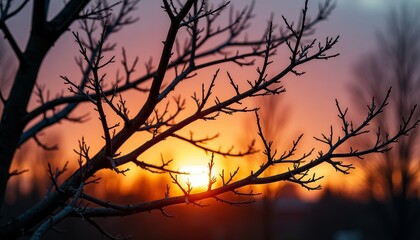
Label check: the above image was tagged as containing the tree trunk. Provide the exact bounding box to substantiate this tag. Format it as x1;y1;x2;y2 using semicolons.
0;34;50;213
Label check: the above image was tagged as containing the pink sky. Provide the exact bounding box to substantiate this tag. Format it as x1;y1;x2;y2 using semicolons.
3;0;415;200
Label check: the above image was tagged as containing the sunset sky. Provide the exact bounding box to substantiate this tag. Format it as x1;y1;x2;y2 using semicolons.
4;0;419;201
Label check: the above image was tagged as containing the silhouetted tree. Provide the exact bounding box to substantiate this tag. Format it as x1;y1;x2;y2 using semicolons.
351;3;420;240
0;0;418;239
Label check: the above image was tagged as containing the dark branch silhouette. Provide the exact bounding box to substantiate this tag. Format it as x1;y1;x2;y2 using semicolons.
0;0;417;239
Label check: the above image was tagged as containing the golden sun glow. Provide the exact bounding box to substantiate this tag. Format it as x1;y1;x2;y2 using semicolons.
179;165;214;188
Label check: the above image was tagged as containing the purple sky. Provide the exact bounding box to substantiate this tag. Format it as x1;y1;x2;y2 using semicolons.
3;0;419;198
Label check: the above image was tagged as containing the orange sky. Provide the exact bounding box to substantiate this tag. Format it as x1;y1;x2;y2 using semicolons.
3;0;413;203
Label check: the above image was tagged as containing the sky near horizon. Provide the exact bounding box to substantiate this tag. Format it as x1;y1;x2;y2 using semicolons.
3;0;419;200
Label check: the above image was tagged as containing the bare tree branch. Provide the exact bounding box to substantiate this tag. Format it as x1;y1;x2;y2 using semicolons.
0;1;417;239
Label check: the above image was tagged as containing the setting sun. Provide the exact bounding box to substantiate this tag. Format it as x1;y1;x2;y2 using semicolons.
179;165;215;188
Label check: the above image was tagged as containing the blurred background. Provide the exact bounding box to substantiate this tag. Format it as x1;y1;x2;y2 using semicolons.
1;0;419;239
